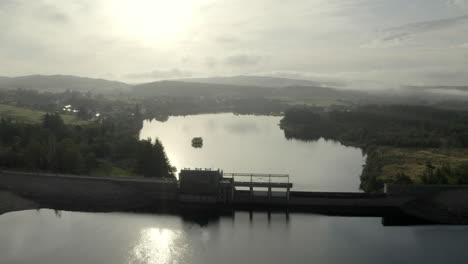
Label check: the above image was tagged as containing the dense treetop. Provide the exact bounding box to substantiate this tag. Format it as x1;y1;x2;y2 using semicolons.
281;105;468;192
0;113;175;178
281;104;468;148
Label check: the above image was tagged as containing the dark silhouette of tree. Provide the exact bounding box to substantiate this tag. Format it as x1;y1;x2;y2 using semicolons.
56;139;84;174
392;172;413;184
25;140;44;170
136;138;175;178
42;112;66;138
0;112;175;178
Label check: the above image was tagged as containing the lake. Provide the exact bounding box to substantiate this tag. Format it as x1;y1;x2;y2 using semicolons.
139;113;365;192
1;209;467;264
1;114;467;264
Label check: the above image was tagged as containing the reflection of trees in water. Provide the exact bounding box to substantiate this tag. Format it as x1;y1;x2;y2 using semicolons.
191;143;203;148
224;120;259;134
154;115;169;122
54;210;62;218
180;209;220;227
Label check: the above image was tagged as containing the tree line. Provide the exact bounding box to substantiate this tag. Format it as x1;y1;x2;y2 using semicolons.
281;105;468;148
280;105;468;192
0;113;175;178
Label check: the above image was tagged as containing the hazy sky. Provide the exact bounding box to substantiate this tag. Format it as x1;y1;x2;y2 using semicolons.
1;0;467;87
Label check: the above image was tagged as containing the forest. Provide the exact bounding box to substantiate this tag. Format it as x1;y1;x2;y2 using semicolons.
281;105;468;192
281;104;468;148
0;113;175;178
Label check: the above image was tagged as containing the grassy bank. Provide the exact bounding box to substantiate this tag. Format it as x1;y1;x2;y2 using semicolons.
281;105;468;192
376;147;468;183
0;104;88;125
359;146;468;192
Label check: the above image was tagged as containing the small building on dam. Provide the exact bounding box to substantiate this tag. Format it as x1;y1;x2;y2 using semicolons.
179;168;234;204
178;168;292;204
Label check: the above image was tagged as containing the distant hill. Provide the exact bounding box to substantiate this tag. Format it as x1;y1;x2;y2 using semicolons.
132;80;272;98
132;80;369;104
0;75;130;93
406;85;468;92
175;75;337;88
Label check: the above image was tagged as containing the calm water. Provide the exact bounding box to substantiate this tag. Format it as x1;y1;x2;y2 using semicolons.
1;209;468;264
1;115;467;264
140;113;365;192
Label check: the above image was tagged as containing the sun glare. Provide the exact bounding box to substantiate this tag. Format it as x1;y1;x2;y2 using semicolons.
110;0;204;42
130;228;179;264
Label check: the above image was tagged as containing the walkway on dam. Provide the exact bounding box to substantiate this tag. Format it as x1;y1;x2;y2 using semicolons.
5;169;468;224
1;170;176;184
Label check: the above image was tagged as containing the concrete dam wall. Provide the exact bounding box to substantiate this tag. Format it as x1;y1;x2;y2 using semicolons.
0;171;179;212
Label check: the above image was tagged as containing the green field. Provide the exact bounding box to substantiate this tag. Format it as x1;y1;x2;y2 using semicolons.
378;147;468;183
0;104;89;125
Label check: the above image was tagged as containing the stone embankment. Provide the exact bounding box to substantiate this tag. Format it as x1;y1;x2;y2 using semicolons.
0;170;178;214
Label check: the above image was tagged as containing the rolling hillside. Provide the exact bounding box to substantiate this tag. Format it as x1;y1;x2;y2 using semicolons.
0;75;130;93
175;75;328;88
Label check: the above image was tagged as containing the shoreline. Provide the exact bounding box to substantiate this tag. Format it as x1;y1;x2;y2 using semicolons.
0;190;38;215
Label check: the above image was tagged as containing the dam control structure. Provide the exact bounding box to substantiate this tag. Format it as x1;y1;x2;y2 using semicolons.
3;168;468;224
178;168;293;205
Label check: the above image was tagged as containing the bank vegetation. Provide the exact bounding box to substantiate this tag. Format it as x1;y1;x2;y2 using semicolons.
281;105;468;192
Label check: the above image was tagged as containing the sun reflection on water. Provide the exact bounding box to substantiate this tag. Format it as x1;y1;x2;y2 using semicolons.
129;228;180;264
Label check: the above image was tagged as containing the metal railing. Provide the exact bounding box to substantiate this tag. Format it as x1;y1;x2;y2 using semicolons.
223;172;290;186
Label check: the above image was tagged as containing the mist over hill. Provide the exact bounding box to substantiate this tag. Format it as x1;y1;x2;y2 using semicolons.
0;75;130;93
0;74;359;101
174;75;332;88
1;74;468;107
131;79;372;106
132;80;273;98
406;85;468;93
133;76;365;98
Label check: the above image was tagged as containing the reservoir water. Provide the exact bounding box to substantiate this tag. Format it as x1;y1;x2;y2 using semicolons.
1;209;467;264
139;113;365;192
1;114;467;264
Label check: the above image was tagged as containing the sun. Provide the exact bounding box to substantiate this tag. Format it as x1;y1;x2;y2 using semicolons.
110;0;204;43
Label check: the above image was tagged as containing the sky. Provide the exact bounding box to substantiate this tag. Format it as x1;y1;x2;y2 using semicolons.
0;0;467;88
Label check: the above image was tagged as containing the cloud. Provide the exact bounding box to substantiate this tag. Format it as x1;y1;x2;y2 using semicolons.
35;4;70;23
0;0;467;87
224;55;262;67
215;36;239;44
204;57;217;68
363;15;468;48
0;0;19;9
125;68;192;80
252;70;347;87
0;0;72;24
446;0;468;12
386;15;468;37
